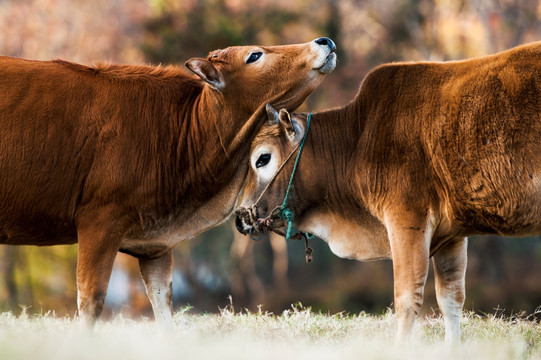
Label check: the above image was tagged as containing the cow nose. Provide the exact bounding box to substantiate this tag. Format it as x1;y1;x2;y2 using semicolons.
314;37;336;52
235;215;248;235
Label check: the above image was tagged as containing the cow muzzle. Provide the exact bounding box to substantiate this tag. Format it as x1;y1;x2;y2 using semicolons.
235;205;283;240
313;37;337;74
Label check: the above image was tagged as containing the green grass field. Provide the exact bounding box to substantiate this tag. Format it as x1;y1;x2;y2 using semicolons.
1;305;540;360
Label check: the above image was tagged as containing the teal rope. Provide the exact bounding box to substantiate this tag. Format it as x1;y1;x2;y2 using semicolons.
278;113;311;240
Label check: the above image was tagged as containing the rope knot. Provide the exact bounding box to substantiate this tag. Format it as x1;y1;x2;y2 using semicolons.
278;207;295;240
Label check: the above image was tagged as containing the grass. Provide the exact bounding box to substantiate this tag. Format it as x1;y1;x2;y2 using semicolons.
0;305;540;359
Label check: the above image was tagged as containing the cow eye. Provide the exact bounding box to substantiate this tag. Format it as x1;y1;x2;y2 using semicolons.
256;153;271;168
246;52;263;64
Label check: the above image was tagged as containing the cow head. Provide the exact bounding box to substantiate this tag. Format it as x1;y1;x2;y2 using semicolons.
235;105;313;236
185;38;336;112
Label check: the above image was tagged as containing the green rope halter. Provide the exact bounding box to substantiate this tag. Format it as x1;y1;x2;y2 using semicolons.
278;113;312;240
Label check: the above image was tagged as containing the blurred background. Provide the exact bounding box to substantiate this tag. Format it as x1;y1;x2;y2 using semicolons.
1;0;541;319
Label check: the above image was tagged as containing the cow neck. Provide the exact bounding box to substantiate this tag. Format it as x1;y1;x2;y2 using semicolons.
188;87;266;189
305;100;366;216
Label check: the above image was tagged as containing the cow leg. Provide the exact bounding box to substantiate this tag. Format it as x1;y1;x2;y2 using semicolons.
76;210;124;325
385;212;432;344
138;250;174;325
432;237;467;347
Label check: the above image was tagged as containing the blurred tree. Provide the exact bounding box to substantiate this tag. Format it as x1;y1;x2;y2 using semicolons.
0;0;149;63
142;0;301;63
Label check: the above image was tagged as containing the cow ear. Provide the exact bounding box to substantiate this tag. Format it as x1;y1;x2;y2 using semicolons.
265;104;280;125
279;109;303;141
185;58;224;90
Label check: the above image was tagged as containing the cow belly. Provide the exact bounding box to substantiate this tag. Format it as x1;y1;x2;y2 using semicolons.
449;166;541;236
0;222;77;246
120;229;189;259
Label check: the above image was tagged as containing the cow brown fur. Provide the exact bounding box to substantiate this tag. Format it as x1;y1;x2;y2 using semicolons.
236;41;541;345
0;38;336;324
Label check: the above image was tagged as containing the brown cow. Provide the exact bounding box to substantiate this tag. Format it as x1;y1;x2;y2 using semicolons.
0;37;336;324
236;42;541;345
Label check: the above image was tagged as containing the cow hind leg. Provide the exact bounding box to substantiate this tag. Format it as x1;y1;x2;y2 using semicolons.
138;250;174;326
76;209;125;325
432;237;467;348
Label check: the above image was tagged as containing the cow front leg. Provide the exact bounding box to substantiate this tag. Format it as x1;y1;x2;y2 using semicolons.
385;212;432;343
139;250;174;325
76;212;123;326
432;237;467;347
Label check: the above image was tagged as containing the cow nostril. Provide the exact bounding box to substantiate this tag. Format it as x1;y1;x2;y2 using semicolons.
315;37;328;46
235;216;247;235
314;37;336;52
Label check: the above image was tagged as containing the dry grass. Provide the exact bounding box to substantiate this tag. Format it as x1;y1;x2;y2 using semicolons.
0;305;540;359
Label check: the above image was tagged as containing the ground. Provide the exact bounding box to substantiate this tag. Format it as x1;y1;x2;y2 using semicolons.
0;305;540;359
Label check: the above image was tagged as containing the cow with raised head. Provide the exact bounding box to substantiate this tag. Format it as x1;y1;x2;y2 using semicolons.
236;42;541;345
0;37;336;324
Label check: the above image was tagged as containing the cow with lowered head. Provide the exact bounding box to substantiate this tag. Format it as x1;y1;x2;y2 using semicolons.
236;42;541;345
0;38;336;324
